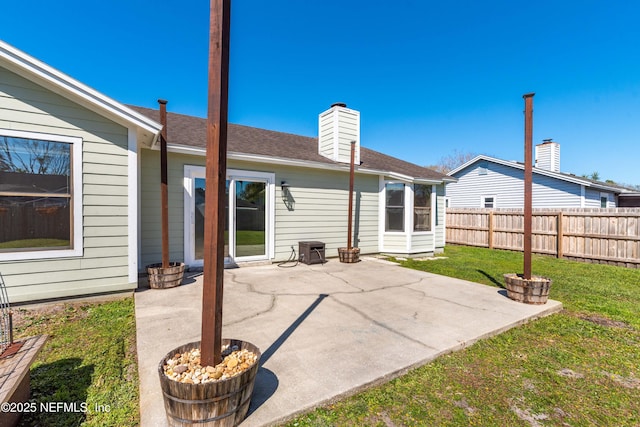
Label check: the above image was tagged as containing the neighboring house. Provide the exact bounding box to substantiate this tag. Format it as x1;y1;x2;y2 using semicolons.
446;140;631;209
0;40;454;303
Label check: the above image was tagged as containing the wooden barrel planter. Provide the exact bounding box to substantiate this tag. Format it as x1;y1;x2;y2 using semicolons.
338;247;360;263
503;273;552;305
158;339;261;427
146;262;185;289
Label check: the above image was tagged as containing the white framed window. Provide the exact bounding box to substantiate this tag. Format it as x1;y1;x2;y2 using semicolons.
600;192;609;208
0;129;83;261
413;184;432;231
481;195;496;209
385;182;405;232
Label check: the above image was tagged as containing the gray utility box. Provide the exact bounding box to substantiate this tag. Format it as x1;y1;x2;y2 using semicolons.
298;241;325;265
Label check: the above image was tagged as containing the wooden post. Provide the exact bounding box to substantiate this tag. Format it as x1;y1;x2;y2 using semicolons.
347;140;355;250
557;211;564;258
488;211;494;249
201;0;231;368
523;93;535;280
159;99;170;269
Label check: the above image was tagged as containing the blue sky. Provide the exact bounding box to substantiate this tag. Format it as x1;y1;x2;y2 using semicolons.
3;1;639;184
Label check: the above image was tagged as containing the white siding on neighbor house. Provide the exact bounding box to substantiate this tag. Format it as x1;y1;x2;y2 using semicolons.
0;67;134;302
140;151;381;267
584;188;615;208
447;161;587;208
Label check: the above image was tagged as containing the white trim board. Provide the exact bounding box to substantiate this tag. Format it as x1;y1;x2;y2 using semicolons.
0;128;83;261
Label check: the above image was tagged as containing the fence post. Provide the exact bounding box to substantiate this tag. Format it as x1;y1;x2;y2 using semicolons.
557;211;563;258
488;211;494;249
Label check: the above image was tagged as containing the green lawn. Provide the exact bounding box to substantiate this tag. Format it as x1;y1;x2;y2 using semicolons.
11;246;640;426
286;246;640;426
14;298;139;427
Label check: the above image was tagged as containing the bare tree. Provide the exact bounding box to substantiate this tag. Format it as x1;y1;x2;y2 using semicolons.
426;149;478;174
0;136;70;175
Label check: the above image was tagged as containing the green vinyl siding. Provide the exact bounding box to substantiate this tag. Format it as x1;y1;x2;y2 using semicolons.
409;233;434;252
140;151;381;266
140;150;199;268
382;234;408;252
273;165;379;260
0;66;134;303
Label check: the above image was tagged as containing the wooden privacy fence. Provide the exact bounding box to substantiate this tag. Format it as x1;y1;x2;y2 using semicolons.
446;208;640;268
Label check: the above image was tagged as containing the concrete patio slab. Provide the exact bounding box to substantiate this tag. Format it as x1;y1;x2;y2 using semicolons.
135;257;562;426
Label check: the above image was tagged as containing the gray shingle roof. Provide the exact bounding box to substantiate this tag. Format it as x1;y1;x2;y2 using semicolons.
129;105;448;182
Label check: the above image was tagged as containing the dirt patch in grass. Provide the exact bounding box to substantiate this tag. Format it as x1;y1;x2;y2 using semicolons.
510;401;549;427
602;371;640;389
577;313;631;329
13;296;140;427
12;302;91;331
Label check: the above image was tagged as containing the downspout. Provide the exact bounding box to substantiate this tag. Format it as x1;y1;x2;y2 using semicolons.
158;99;170;269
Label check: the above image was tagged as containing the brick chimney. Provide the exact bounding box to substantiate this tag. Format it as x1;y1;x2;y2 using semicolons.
535;139;560;172
318;103;360;164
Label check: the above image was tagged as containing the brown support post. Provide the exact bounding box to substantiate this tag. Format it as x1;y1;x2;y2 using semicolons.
201;0;231;367
523;93;535;280
159;99;169;269
488;211;494;249
557;211;564;258
347;140;355;250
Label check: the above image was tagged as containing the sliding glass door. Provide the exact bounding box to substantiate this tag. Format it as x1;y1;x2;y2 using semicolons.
233;180;266;258
193;177;229;261
184;166;274;267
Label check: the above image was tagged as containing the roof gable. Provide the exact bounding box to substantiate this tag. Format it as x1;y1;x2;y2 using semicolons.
0;40;161;146
449;155;626;193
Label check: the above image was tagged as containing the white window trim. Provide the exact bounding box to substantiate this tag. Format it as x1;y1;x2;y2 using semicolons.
411;183;436;235
382;180;407;234
599;192;609;208
128;128;138;282
0;129;83;261
481;194;497;209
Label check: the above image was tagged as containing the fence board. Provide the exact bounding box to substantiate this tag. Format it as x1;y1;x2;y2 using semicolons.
446;208;640;268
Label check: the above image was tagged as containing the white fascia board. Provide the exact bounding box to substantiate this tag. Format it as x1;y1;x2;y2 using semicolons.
165;144;447;183
0;41;162;139
165;142;449;186
447;155;487;176
384;171;415;183
414;178;447;185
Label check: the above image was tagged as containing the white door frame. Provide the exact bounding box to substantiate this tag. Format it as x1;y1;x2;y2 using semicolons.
183;165;275;267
